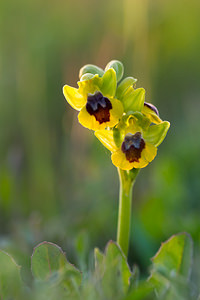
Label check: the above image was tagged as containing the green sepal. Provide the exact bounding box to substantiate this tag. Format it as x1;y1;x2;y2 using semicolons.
119;112;151;133
99;68;117;98
143;121;170;147
113;127;123;148
105;60;124;82
80;73;95;81
128;112;151;131
79;64;104;79
116;77;137;99
120;87;145;113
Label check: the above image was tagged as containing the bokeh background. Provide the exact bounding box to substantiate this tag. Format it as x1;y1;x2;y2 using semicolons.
0;0;200;280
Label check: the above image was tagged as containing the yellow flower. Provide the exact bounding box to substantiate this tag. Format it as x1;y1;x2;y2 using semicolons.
95;113;170;170
63;69;123;131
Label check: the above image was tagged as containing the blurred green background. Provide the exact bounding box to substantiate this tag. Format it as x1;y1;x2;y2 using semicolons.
0;0;200;279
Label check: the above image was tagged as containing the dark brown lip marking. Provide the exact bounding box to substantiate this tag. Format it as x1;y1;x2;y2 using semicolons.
144;102;159;116
86;92;112;124
121;132;145;163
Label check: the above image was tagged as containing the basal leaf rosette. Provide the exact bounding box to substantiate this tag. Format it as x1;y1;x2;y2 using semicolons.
63;68;123;131
95;113;170;170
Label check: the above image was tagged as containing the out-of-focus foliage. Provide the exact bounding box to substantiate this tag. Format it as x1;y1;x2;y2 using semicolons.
0;0;200;288
0;233;197;300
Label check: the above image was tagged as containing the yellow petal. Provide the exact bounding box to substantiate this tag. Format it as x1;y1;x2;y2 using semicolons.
132;157;149;169
111;149;133;170
63;85;86;111
108;98;124;127
78;106;97;130
77;74;100;97
111;149;148;170
95;130;118;152
78;97;123;131
78;106;112;130
142;142;157;163
111;146;151;170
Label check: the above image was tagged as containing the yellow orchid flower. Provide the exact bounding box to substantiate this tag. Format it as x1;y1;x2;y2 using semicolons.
63;68;123;131
95;113;170;170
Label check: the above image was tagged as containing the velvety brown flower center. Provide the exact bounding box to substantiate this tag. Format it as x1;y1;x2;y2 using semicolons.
121;132;145;163
86;92;112;124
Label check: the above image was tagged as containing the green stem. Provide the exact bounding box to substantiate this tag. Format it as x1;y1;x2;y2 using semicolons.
117;168;139;257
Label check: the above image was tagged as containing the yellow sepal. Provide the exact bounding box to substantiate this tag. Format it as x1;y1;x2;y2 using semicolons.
95;130;118;152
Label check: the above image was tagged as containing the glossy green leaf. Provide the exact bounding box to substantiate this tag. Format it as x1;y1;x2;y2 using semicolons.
0;250;22;298
79;64;104;79
143;121;170;147
121;87;145;113
105;60;124;82
116;77;137;99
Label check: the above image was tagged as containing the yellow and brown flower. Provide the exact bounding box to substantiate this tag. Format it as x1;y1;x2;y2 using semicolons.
95;113;170;170
63;69;123;131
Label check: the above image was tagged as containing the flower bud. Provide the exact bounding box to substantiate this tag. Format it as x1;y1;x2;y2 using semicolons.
105;60;124;82
80;73;95;81
79;64;104;79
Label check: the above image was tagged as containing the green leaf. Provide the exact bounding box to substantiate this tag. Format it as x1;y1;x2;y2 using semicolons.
143;121;170;147
103;241;132;295
124;282;154;300
149;233;193;296
31;242;82;294
94;247;104;276
105;60;124;82
121;87;145;113
79;64;104;79
0;250;22;298
116;77;137;99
